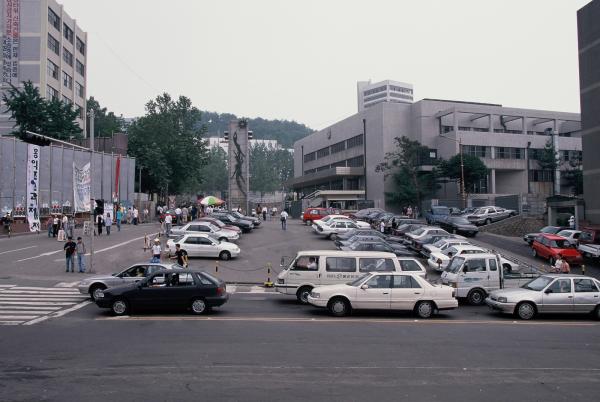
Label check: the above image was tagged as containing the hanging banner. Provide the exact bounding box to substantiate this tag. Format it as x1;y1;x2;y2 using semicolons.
114;155;121;202
26;144;40;232
2;0;20;86
73;162;91;212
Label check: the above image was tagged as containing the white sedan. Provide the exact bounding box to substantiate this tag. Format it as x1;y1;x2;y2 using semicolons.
313;220;361;239
313;216;371;231
166;233;240;261
307;272;457;318
170;222;239;242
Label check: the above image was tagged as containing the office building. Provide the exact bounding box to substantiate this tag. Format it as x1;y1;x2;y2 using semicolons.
578;0;600;224
291;99;581;211
0;0;87;135
357;79;413;112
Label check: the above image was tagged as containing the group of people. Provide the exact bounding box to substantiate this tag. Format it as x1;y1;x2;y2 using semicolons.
150;238;188;267
63;236;86;273
47;214;75;239
254;205;278;221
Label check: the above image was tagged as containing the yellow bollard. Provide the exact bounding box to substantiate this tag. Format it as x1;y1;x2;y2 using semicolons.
264;262;274;287
215;260;219;273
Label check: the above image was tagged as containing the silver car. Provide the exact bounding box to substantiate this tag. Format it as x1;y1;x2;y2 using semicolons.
78;263;183;301
486;274;600;320
170;222;239;242
466;206;516;226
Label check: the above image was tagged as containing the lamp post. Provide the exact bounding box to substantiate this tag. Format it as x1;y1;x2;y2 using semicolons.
439;134;466;209
88;108;95;273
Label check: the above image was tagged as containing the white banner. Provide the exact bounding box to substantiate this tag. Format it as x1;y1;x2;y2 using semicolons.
2;0;20;86
73;162;91;212
26;144;40;232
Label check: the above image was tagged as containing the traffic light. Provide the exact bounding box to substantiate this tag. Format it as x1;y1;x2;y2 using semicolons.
19;131;52;146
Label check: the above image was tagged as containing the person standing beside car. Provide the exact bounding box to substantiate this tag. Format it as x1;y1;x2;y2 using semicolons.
151;238;162;263
164;213;173;237
554;254;570;274
64;236;77;273
280;209;288;230
170;243;189;268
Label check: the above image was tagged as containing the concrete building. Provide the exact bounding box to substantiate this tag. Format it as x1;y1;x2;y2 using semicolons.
578;0;600;224
291;99;581;211
357;79;413;112
0;0;87;135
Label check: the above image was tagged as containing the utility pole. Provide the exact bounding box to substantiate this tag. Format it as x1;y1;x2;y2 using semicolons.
89;108;95;273
459;137;466;209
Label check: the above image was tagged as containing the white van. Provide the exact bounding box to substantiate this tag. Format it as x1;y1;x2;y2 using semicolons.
440;253;538;305
276;250;425;303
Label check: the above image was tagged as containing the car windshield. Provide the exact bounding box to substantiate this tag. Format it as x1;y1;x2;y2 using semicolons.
549;239;573;249
432;240;447;248
208;223;220;232
212;220;225;228
471;208;485;215
541;226;558;234
522;276;554;291
411;228;426;236
446;257;465;273
321;216;333;223
225;215;237;222
172;235;185;243
350;273;372;287
443;247;458;256
556;230;573;238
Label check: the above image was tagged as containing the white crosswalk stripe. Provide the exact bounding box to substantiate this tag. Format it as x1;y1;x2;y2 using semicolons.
226;285;277;294
0;284;89;325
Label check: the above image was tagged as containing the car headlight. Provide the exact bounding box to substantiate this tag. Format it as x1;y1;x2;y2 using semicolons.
497;297;508;303
310;292;320;299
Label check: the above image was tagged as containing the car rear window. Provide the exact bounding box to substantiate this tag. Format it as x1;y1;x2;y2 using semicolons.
399;260;422;272
359;258;395;272
325;257;356;272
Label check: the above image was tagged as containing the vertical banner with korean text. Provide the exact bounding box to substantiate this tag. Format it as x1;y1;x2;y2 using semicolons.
73;162;91;212
26;144;40;232
2;0;20;86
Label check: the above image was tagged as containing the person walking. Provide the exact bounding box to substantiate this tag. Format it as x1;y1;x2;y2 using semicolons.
64;236;77;273
191;205;198;221
46;216;53;238
62;214;68;232
407;206;413;219
143;208;149;224
554;254;571;274
96;214;103;235
280;209;288;230
105;213;112;235
164;213;173;237
170;243;189;267
182;207;188;223
150;238;162;263
380;220;385;233
52;215;59;237
76;236;86;273
175;206;182;225
116;208;122;232
262;207;267;221
133;207;139;225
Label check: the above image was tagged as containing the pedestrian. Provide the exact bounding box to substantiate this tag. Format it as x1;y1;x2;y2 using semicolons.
391;217;397;230
62;214;68;232
116;208;122;232
76;236;86;273
150;238;161;263
407;206;413;219
191;205;197;221
280;209;288;230
46;216;53;238
554;254;570;274
143;207;149;224
96;214;103;235
170;243;189;267
182;207;188;223
175;206;182;225
272;206;278;217
262;207;267;221
64;236;76;273
380;220;385;233
157;205;164;216
52;215;59;237
105;213;112;235
164;213;173;237
568;215;575;230
133;207;139;225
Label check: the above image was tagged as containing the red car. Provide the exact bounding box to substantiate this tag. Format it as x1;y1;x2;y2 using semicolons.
197;217;242;234
531;233;583;265
301;207;342;225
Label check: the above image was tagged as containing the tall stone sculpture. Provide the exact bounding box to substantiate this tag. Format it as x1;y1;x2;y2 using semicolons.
227;119;250;213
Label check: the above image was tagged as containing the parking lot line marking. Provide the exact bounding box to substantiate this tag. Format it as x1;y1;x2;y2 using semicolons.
0;320;26;325
0;285;16;288
0;301;75;306
0;246;37;255
8;286;81;292
0;305;59;310
249;286;265;293
96;316;600;327
22;300;92;326
0;315;40;320
54;282;80;288
0;290;86;296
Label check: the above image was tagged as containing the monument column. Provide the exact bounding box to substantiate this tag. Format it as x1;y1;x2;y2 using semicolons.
227;119;250;213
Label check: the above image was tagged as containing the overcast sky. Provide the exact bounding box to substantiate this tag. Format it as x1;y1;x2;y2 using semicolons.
60;0;590;130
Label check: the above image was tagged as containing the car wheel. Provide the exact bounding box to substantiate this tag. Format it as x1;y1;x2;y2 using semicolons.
328;297;351;317
515;302;536;320
502;263;512;273
467;289;486;305
296;286;313;304
111;298;129;316
485;218;492;225
594;305;600;321
415;301;435;318
219;237;227;242
531;248;537;258
330;233;338;241
89;284;106;301
190;298;207;315
305;220;312;226
219;251;231;261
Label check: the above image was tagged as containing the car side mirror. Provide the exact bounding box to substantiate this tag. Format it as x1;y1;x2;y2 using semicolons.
360;284;369;290
544;288;552;294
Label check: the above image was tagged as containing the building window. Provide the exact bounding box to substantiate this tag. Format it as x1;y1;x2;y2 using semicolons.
48;34;60;55
316;165;330;172
363;92;388;103
303;152;316;163
330;160;346;168
363;85;387;97
62;71;73;89
63;48;73;66
76;37;86;55
530;170;553;182
346;155;364;167
76;60;85;77
62;95;72;105
330;141;346;154
47;59;59;79
316;146;330;159
472;177;489;194
63;24;74;43
303;169;316;175
48;8;61;31
75;82;84;97
495;147;523;159
76;105;84;119
389;85;413;94
346;134;364;149
389;92;412;100
462;145;490;158
47;85;58;101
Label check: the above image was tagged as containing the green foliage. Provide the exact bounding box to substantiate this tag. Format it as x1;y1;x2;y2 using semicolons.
127;93;208;195
439;154;488;194
249;143;294;195
201;111;313;148
537;138;558;171
375;136;438;207
200;146;228;194
86;96;125;137
2;81;82;140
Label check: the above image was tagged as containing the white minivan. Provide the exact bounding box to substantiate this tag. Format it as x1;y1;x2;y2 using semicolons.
276;250;425;303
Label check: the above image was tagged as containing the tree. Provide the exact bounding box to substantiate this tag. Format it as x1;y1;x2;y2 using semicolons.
537;138;558;171
127;93;208;196
249;143;293;196
439;154;488;194
2;81;83;140
375;136;438;208
200;146;228;194
86;96;125;137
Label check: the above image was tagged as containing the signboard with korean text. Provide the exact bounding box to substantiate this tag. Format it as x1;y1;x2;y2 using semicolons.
73;162;91;212
26;144;40;232
2;0;20;86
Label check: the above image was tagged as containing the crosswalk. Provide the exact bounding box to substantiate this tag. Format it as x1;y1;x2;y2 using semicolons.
0;284;91;326
226;285;277;294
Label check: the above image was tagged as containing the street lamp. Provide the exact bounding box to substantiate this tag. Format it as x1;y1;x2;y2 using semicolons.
439;134;466;209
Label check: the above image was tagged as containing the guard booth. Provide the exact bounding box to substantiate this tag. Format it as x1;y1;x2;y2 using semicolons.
546;195;585;229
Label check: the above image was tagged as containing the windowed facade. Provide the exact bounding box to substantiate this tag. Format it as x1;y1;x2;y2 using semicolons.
47;59;59;79
63;48;73;66
363;85;386;97
462;145;490;158
75;82;84;98
62;95;72;105
330;140;345;154
346;155;364;167
529;170;553;182
63;24;74;43
303;152;316;163
346;134;364;149
46;85;58;101
495;147;523;159
76;37;86;55
48;8;61;31
316;146;330;159
76;60;85;77
48;34;60;55
62;71;73;89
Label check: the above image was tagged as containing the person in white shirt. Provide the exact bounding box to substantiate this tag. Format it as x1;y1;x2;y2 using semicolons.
133;207;139;225
175;207;182;225
151;239;161;263
164;213;173;237
380;220;385;233
280;210;289;230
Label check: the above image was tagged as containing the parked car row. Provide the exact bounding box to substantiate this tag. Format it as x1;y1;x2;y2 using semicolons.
423;205;516;227
525;225;600;264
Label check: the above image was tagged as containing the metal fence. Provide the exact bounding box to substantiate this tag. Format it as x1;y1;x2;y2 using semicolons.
0;136;135;214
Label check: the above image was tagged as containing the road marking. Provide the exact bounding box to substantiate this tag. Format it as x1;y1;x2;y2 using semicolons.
1;290;85;296
0;314;40;320
227;285;237;294
23;300;92;326
0;245;37;255
249;286;265;293
9;286;80;292
0;306;60;311
98;316;600;327
0;298;85;303
55;282;80;288
15;250;62;263
0;301;76;306
0;284;15;288
0;320;25;325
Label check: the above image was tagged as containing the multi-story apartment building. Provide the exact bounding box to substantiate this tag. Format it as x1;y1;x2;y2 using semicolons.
0;0;87;135
291;98;581;211
578;0;600;224
357;79;413;112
